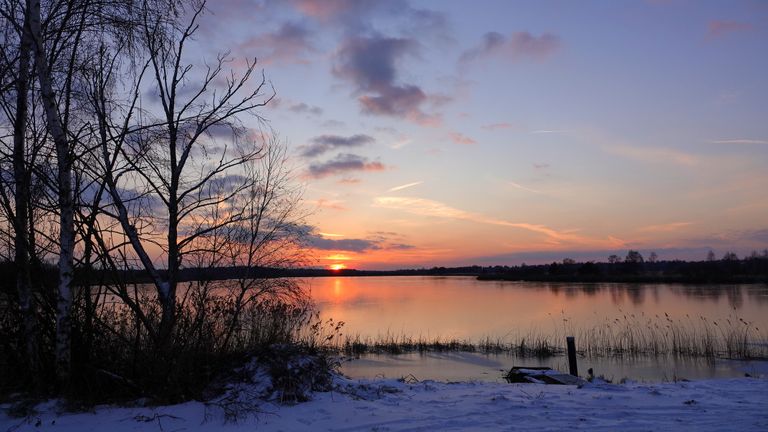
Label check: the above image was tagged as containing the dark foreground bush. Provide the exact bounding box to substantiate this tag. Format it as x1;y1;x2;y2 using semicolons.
0;279;338;407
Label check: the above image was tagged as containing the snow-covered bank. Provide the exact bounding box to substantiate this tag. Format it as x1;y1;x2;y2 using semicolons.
3;377;767;431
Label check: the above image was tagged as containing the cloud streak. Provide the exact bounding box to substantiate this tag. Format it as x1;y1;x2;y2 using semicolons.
307;230;415;252
388;181;423;192
639;222;693;233
708;20;752;38
307;153;386;178
507;181;542;194
373;196;586;244
482;122;514;131
288;0;448;40
288;102;323;116
239;21;314;65
461;31;561;64
313;198;347;210
605;144;697;166
300;134;375;158
309;236;381;252
710;139;768;145
448;132;476;145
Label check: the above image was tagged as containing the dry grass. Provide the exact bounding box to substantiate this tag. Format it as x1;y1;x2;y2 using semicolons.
574;312;766;359
312;312;767;360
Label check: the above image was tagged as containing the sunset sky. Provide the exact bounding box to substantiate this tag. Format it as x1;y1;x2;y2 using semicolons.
198;0;767;270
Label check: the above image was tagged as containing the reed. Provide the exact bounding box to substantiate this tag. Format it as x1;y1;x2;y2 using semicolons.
568;311;766;359
315;312;767;360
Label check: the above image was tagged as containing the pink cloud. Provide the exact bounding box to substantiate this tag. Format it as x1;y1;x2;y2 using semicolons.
461;31;561;63
448;132;476;145
482;122;514;131
338;177;362;184
314;198;347;210
306;154;387;179
238;21;315;65
708;20;753;38
290;0;384;22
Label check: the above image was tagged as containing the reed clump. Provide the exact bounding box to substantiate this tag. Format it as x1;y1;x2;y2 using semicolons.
316;312;767;360
338;333;476;356
575;312;767;359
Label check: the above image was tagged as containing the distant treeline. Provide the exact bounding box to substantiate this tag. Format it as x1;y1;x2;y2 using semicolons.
2;250;767;288
474;250;768;283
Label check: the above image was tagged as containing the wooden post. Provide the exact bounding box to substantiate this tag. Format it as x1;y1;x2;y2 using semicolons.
566;336;578;376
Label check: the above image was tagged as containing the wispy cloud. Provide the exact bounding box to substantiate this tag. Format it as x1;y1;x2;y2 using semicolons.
238;21;315;65
390;137;412;149
707;20;752;38
318;232;345;237
530;129;564;134
710;139;768;145
373;196;586;244
300;134;375;158
313;199;346;210
448;131;476;145
306;153;386;179
639;222;693;233
482;122;514;131
288;0;447;39
338;177;361;185
288;102;323;116
605;144;697;166
388;181;423;192
290;0;380;22
460;31;561;64
309;236;382;252
507;181;542;194
680;228;768;248
307;229;415;253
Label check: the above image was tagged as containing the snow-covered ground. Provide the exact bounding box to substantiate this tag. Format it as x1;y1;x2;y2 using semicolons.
2;376;767;431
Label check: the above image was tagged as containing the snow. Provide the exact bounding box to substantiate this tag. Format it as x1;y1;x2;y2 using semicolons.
2;377;767;431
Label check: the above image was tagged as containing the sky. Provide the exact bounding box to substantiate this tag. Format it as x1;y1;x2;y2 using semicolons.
193;0;768;270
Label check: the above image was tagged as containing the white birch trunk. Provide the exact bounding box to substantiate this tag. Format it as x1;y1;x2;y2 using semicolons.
28;0;75;386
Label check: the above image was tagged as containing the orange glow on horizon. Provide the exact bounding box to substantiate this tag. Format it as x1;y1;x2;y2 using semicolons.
329;263;347;271
326;254;352;261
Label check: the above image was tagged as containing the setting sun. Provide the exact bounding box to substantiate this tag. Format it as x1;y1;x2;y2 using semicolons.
329;263;347;271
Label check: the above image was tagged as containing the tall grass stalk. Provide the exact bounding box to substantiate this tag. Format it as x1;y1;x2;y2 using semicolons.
316;313;767;360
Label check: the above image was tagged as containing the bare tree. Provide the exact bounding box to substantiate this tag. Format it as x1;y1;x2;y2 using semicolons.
82;0;286;351
1;0;310;397
648;251;658;263
214;140;308;350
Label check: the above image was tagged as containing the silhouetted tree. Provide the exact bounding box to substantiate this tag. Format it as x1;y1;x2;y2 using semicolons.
625;250;644;264
623;250;644;274
722;251;738;261
707;250;716;261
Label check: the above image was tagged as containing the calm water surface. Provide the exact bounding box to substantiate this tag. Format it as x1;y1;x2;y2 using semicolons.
306;276;768;382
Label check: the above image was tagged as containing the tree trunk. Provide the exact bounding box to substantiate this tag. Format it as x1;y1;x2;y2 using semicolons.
28;0;75;389
13;2;40;391
159;173;178;349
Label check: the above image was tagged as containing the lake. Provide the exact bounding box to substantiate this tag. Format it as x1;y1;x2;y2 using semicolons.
306;276;768;382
